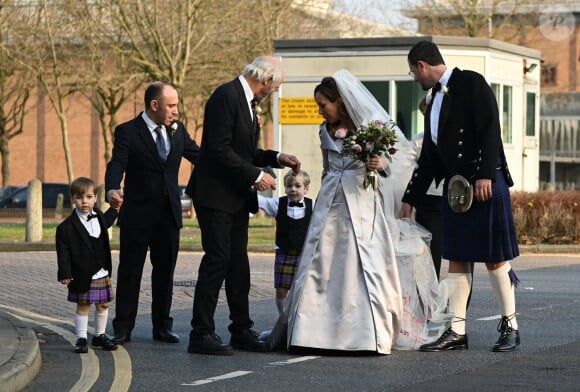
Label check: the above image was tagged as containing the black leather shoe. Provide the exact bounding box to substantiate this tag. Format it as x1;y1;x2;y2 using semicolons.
187;333;234;356
111;331;131;345
492;316;520;352
230;329;270;352
153;329;180;343
420;328;468;351
92;334;118;351
74;338;88;354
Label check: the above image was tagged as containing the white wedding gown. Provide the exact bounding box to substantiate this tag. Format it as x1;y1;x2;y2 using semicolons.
280;125;448;354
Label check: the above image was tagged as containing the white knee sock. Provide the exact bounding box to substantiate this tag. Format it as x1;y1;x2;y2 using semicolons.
488;262;518;330
447;272;471;335
94;309;109;336
276;297;287;316
75;314;88;339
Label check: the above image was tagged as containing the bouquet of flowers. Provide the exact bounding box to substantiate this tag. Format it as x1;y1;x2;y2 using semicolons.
335;120;398;190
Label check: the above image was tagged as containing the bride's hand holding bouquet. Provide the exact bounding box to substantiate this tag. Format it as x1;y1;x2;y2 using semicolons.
335;120;398;190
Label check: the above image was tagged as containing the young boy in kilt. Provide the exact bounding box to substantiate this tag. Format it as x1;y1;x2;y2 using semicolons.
56;177;120;353
258;170;314;315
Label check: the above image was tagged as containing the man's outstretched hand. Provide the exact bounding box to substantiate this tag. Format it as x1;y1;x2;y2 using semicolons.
279;153;301;174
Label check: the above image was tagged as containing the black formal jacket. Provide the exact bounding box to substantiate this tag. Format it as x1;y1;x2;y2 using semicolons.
105;115;199;228
56;207;118;293
187;78;283;214
402;68;511;207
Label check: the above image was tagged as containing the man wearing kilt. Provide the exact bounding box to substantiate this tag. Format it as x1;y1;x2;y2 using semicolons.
56;177;119;353
400;40;520;352
258;170;313;316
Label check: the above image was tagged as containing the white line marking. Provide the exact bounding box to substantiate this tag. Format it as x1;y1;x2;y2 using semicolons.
477;312;521;322
6;311;100;392
1;304;132;392
477;315;502;321
182;371;253;386
269;356;320;365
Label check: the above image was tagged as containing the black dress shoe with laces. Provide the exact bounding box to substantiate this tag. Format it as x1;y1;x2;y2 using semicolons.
111;331;131;345
153;329;180;343
74;338;89;354
188;333;234;355
230;329;270;352
92;334;118;351
419;328;468;351
492;316;520;352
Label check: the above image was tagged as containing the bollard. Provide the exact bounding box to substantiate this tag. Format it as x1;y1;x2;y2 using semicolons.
54;193;63;219
25;179;43;242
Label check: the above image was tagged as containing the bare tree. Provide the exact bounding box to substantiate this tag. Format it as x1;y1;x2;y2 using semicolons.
75;2;146;164
91;0;229;134
0;69;32;186
403;0;538;40
0;4;34;186
5;0;91;182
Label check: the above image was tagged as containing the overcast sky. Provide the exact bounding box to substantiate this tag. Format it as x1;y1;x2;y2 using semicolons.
332;0;419;30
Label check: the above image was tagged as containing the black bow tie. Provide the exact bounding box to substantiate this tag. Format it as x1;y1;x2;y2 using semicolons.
87;213;98;221
288;201;303;207
432;82;442;93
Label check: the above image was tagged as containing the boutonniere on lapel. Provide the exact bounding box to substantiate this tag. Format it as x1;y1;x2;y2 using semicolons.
425;85;450;106
169;122;179;138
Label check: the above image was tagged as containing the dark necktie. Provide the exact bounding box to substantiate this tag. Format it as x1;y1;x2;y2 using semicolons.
251;99;259;132
432;82;442;94
289;201;304;207
87;213;98;221
153;126;168;161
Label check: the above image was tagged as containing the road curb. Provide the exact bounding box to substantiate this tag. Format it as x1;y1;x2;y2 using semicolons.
0;311;41;392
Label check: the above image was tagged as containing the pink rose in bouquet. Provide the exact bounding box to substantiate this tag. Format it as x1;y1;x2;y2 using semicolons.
334;127;349;139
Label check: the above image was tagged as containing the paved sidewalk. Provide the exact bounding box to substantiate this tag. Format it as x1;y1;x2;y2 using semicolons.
1;249;579;391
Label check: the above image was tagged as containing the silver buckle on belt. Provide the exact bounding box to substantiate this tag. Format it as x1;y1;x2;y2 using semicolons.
447;174;474;213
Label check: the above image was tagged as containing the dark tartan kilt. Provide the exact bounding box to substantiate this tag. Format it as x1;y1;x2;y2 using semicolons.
441;169;519;263
68;276;114;305
274;249;301;289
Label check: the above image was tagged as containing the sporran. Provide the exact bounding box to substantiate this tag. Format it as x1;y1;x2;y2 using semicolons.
447;174;473;213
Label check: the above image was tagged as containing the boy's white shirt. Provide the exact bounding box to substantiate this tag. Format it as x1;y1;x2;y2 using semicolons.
257;195;315;220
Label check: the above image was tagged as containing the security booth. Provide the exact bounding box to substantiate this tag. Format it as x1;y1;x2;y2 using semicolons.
272;35;541;197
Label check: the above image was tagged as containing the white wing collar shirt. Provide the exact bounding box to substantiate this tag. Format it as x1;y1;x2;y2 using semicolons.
429;67;453;146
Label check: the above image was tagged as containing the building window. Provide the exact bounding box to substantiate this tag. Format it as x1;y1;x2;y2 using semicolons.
362;80;423;141
526;92;537;137
541;64;557;86
491;83;513;144
502;85;513;143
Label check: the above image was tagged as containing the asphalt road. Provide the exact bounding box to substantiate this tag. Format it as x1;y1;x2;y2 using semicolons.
1;251;579;392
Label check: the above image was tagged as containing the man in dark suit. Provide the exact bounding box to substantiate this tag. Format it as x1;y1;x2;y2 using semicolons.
186;56;300;355
400;41;520;352
105;81;200;345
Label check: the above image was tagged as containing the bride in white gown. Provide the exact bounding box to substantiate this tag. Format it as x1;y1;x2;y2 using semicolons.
265;70;448;353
